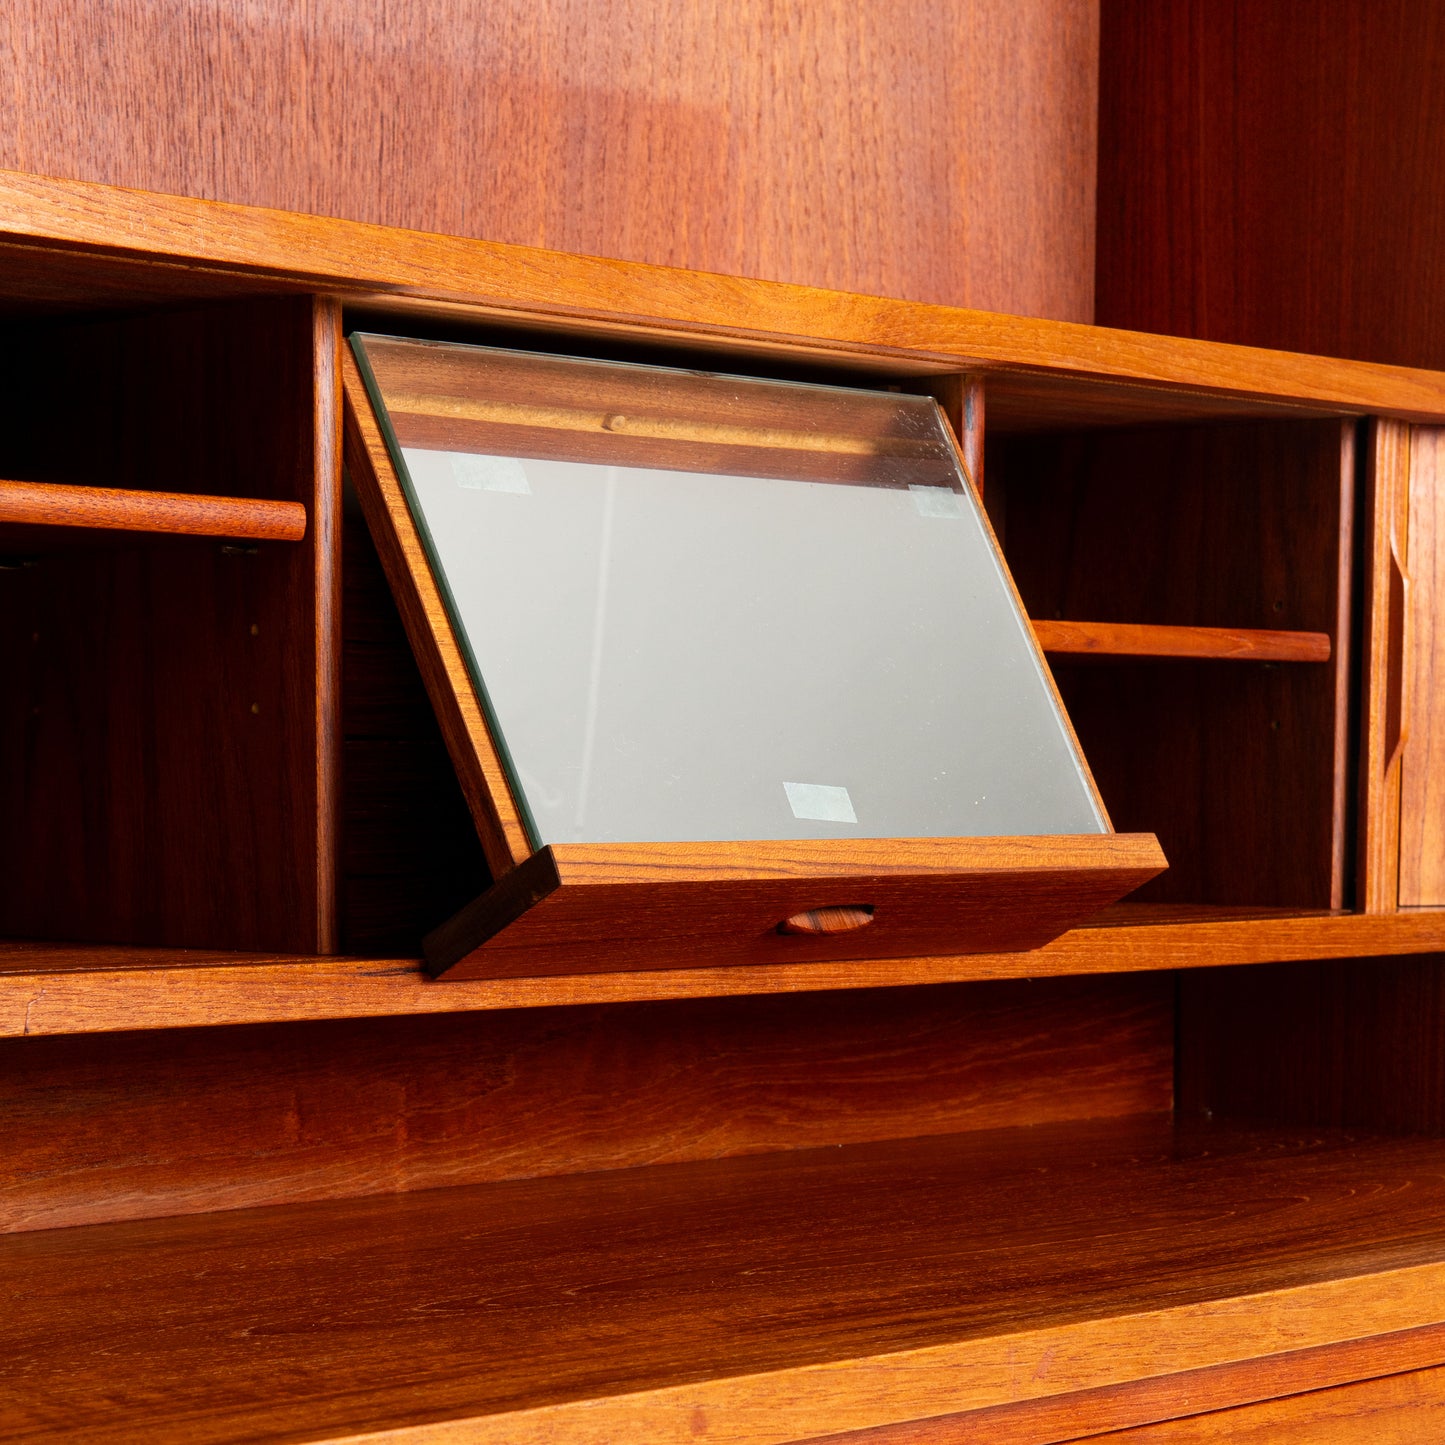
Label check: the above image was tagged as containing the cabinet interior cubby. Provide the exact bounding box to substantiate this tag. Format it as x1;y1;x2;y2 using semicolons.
5;172;1445;1443
0;298;336;953
989;417;1354;910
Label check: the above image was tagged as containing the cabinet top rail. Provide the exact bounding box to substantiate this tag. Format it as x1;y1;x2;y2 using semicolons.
4;169;1445;424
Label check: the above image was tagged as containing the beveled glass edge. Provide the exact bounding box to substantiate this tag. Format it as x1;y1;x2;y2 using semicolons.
926;405;1109;834
349;332;546;853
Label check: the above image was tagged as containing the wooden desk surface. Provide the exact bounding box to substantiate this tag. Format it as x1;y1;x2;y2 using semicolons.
7;1116;1445;1444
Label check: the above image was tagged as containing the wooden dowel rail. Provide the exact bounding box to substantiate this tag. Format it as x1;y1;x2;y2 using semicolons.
1034;619;1332;664
0;479;308;542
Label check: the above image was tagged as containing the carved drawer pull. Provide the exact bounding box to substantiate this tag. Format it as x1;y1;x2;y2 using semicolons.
778;906;876;936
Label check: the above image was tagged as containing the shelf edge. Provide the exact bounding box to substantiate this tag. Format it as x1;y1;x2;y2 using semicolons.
4;910;1445;1036
280;1262;1445;1445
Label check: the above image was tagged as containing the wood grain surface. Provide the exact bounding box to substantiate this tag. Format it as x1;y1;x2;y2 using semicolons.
1400;427;1445;905
928;375;985;495
8;1120;1445;1442
11;909;1445;1036
0;974;1171;1232
2;171;1445;424
0;0;1098;320
0;478;306;539
1033;620;1331;664
1001;420;1353;910
798;1328;1445;1443
1083;1362;1445;1443
1097;0;1445;372
311;298;343;952
426;836;1167;980
1178;954;1445;1135
0;299;334;951
1360;421;1413;911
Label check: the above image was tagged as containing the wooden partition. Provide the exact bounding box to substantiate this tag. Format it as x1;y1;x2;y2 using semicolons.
1401;429;1445;906
0;299;340;952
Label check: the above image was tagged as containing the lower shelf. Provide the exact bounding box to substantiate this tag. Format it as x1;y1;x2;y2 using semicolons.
7;1117;1445;1444
5;906;1445;1035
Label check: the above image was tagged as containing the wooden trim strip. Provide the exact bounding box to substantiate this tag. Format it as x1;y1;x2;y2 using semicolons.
302;1262;1445;1445
794;1324;1445;1444
4;170;1445;421
339;349;534;874
1034;620;1332;664
7;909;1445;1036
311;298;343;952
0;479;307;540
1359;420;1412;911
1329;421;1357;911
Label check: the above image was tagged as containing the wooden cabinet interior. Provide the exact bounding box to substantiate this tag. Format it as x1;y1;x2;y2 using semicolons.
6;173;1445;1442
0;299;340;953
991;418;1355;910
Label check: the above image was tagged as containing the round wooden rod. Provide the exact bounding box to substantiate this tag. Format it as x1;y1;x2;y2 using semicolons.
0;479;308;542
1033;618;1331;664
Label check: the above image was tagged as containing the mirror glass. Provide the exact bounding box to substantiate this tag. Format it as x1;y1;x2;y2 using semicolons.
352;334;1106;846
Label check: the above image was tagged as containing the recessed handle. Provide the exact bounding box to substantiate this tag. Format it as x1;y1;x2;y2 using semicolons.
1385;537;1411;774
777;905;875;936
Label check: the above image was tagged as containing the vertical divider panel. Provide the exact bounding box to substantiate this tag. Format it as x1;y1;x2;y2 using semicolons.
1359;420;1412;911
1329;421;1356;911
312;299;344;952
927;375;985;498
1400;427;1445;906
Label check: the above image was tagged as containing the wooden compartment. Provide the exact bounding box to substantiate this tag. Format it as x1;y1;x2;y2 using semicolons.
0;299;340;953
990;418;1355;910
5;171;1445;1445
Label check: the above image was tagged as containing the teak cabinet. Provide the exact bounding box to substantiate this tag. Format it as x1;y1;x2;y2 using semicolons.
8;171;1445;1443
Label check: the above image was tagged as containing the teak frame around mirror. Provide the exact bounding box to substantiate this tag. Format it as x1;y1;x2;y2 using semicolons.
338;345;1165;981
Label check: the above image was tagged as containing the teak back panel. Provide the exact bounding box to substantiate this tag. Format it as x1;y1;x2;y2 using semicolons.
0;974;1172;1233
0;0;1099;321
1097;0;1445;372
1178;955;1445;1136
994;419;1352;908
0;299;336;951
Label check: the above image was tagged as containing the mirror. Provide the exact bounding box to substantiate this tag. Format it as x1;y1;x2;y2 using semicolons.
351;335;1106;848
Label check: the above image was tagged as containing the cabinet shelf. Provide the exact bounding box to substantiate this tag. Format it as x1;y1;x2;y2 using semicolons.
6;1116;1445;1443
1033;619;1332;663
7;907;1445;1036
0;479;307;541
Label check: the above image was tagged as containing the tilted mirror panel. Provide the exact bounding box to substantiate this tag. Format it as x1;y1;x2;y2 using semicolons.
352;335;1106;846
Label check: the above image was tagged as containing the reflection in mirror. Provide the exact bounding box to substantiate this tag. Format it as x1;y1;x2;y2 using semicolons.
352;335;1106;847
